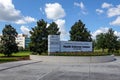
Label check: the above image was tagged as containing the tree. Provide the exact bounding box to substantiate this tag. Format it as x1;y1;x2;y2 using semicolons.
105;28;118;53
92;39;97;50
47;22;60;35
1;25;18;56
96;33;106;53
29;19;61;55
118;39;120;51
96;28;119;53
69;20;92;41
29;19;48;54
114;39;120;53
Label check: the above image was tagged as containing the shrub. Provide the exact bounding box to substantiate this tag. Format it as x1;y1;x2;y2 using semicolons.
49;52;110;56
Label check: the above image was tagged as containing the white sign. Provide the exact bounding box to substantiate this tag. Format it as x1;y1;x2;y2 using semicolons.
48;35;60;54
60;41;92;52
48;35;92;55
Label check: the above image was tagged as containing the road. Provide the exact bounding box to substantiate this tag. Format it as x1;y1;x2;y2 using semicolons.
0;57;120;80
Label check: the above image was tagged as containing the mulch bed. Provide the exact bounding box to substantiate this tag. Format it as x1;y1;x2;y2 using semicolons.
0;56;30;63
16;56;30;61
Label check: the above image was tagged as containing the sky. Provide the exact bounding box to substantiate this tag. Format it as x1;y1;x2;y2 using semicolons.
0;0;120;40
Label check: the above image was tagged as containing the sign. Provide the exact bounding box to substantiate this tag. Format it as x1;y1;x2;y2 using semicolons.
60;41;92;52
48;35;60;55
48;35;92;55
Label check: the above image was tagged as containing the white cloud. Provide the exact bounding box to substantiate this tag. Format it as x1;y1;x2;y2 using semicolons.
110;16;120;26
0;0;36;24
55;19;69;40
97;2;120;18
96;2;120;26
74;2;87;14
96;9;104;14
107;4;120;17
55;19;65;32
92;27;109;39
0;0;21;21
74;2;85;10
44;3;68;40
114;31;120;38
40;7;44;14
46;23;50;28
92;27;120;39
102;2;113;8
45;3;65;20
15;16;36;24
20;25;30;35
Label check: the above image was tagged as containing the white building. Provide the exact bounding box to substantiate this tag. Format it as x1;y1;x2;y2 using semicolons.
16;34;30;49
0;34;30;49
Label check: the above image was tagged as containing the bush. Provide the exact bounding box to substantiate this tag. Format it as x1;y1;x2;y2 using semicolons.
31;52;38;55
49;52;110;56
0;58;17;61
18;47;24;51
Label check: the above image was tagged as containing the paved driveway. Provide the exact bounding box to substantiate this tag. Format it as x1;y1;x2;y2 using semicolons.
0;57;120;80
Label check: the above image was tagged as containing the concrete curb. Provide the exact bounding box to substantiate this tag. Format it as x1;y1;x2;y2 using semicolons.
30;55;115;63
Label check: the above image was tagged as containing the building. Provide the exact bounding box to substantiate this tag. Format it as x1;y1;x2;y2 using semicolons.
0;34;30;49
16;34;30;49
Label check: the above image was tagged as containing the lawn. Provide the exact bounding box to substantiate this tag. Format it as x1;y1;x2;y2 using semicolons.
94;49;120;56
0;51;30;63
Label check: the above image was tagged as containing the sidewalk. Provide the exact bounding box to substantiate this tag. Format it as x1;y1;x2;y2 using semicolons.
30;55;115;63
0;60;41;71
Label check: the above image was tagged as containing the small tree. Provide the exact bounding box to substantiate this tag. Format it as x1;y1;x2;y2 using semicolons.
114;40;120;53
106;28;118;53
96;28;119;53
118;39;120;52
69;20;92;41
92;40;97;51
96;33;106;53
1;25;18;56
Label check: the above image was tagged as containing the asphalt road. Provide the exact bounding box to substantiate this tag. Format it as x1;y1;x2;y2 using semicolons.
0;57;120;80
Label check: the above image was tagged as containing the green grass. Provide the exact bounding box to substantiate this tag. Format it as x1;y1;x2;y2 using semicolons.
94;49;120;56
12;51;30;57
94;49;108;53
0;51;30;57
0;51;30;63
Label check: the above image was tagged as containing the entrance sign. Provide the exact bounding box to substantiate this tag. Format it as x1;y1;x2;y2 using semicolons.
61;41;92;52
48;35;92;55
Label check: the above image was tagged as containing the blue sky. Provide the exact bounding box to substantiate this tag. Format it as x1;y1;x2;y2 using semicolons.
0;0;120;40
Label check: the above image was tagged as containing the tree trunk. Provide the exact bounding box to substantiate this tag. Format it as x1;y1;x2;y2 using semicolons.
102;48;104;54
